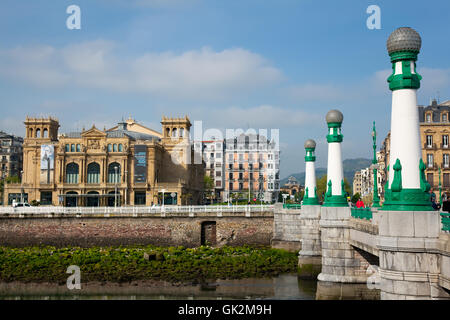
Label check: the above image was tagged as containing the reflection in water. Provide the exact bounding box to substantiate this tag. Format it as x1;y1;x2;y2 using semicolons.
0;275;379;300
316;281;380;300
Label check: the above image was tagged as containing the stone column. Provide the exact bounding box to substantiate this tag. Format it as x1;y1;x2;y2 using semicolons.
298;139;322;277
379;27;449;299
318;110;367;283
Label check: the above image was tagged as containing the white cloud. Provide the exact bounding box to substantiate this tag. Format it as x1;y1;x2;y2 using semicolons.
187;104;321;129
288;84;346;102
418;67;450;99
0;41;283;100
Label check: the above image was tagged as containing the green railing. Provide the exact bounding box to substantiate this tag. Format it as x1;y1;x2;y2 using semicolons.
440;212;450;232
351;207;372;220
283;204;302;209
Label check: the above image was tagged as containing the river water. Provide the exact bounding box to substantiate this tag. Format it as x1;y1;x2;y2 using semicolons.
0;275;380;300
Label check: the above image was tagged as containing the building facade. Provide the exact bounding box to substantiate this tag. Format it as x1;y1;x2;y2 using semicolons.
223;134;280;203
0;131;23;180
3;116;204;206
202;139;224;200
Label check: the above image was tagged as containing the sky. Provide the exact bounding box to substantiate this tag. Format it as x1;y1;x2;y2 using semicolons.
0;0;449;178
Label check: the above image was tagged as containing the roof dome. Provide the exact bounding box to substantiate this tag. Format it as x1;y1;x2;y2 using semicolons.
387;27;421;55
304;139;316;149
326;109;343;124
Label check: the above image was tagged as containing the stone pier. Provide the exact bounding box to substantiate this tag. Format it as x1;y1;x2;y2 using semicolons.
378;210;450;299
297;205;322;278
317;206;369;283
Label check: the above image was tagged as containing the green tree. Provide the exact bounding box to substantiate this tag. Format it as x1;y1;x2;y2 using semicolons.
316;174;351;202
0;175;21;204
203;175;215;203
351;192;361;204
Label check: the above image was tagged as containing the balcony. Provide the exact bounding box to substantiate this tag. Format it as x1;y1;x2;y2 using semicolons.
424;143;437;150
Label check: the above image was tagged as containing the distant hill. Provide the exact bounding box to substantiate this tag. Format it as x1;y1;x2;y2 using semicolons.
281;158;372;188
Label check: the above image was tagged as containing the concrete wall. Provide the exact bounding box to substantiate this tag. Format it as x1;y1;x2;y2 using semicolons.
0;212;273;247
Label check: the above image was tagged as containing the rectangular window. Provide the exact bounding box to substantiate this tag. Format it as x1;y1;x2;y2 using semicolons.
444;173;450;187
427;173;434;187
40;191;52;205
134;191;146;205
444;154;449;168
215;171;221;177
215;181;221;187
8;193;28;205
426;135;433;148
444;135;449;148
427;154;433;168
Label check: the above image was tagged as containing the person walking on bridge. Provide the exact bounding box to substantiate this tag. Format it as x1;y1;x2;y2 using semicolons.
356;199;365;208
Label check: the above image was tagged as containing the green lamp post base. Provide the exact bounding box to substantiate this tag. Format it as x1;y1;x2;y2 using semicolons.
303;197;320;205
381;188;433;211
323;195;349;207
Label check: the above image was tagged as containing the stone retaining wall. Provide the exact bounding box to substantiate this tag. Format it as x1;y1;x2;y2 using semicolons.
0;212;273;247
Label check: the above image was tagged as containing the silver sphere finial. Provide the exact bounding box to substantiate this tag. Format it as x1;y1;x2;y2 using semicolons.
326;109;344;124
387;27;421;55
304;139;316;149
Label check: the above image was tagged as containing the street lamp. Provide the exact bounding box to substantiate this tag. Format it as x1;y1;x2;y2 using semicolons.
282;193;288;205
114;166;118;208
371;121;381;207
439;167;442;208
125;169;128;206
161;188;166;208
20;170;24;203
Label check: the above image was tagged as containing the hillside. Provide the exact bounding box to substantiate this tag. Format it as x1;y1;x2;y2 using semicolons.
281;158;372;187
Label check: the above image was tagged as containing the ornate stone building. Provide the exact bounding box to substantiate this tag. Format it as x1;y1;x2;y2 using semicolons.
3;116;204;206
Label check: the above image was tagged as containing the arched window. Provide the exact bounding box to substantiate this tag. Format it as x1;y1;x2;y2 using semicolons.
76;144;81;152
29;128;33;138
43;129;48;138
87;162;100;184
107;144;112;152
65;144;70;152
66;163;79;184
118;144;123;152
71;144;75;152
180;128;184;137
172;128;178;137
166;128;170;137
443;114;448;122
36;129;41;138
108;162;121;183
113;144;117;152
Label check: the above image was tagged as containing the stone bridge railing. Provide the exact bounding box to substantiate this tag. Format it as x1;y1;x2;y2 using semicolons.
0;204;274;218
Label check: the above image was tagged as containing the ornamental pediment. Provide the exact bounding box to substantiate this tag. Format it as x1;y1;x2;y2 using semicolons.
81;126;107;138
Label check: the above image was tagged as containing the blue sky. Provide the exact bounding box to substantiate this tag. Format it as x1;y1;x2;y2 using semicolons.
0;0;449;177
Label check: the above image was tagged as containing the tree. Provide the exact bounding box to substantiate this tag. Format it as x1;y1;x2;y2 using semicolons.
316;174;351;202
203;175;215;203
351;192;361;204
0;175;21;204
